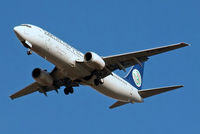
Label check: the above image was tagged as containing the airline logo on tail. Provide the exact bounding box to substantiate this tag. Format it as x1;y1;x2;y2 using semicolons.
132;69;142;87
124;63;144;90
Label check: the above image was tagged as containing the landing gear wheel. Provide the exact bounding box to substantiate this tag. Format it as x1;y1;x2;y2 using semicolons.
27;49;32;55
94;79;100;86
69;87;74;94
94;78;104;86
64;87;74;95
64;88;69;95
99;79;104;84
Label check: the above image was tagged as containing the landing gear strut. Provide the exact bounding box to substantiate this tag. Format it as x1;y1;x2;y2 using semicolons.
94;79;104;86
93;71;104;86
27;49;32;55
64;87;74;95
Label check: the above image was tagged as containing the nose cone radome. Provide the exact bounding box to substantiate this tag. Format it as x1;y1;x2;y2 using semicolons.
14;26;23;34
13;26;24;41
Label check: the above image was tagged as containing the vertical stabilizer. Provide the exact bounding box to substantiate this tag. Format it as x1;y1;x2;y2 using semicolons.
124;63;144;90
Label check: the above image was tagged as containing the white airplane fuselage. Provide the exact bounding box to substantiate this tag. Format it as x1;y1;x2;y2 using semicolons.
14;24;143;103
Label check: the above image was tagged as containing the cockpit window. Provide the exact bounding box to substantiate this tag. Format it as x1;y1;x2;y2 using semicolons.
21;24;32;28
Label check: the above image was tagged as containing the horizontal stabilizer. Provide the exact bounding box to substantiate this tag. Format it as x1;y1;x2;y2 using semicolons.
138;85;183;98
10;82;40;100
109;101;129;109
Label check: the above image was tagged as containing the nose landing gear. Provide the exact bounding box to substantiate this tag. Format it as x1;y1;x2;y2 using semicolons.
27;49;32;55
21;40;32;55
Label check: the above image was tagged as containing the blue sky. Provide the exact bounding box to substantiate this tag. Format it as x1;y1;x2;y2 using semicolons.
0;0;199;133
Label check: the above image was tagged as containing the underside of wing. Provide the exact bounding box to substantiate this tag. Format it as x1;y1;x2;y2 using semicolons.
10;66;80;100
138;85;183;98
10;82;40;100
103;43;189;72
50;67;79;87
50;67;66;80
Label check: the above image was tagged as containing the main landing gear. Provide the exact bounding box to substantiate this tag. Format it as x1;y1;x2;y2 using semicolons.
64;87;74;95
94;78;104;86
53;79;75;96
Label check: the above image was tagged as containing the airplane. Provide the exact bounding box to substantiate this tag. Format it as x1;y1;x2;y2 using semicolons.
10;24;189;109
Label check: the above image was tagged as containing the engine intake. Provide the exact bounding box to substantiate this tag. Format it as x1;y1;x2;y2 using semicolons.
32;68;41;78
85;52;92;61
84;52;105;70
32;68;53;86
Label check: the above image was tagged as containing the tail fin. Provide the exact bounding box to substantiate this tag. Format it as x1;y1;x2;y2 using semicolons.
124;63;144;90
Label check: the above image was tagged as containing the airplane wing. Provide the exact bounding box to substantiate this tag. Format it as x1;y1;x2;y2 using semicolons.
50;67;66;80
138;85;183;98
103;43;189;72
50;67;79;87
10;82;40;100
10;67;79;100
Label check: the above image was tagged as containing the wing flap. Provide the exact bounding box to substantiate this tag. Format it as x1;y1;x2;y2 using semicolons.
109;101;129;109
10;82;40;100
138;85;183;98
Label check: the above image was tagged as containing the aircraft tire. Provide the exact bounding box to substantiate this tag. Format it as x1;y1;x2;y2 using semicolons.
69;87;74;94
94;79;100;86
27;49;32;55
64;88;69;95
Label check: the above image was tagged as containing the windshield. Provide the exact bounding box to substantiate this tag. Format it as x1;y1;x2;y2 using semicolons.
21;24;32;28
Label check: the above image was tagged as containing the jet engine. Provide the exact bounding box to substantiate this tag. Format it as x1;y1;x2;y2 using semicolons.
84;52;105;70
32;68;53;86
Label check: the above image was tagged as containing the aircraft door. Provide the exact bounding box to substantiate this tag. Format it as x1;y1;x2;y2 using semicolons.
45;37;51;52
130;87;134;97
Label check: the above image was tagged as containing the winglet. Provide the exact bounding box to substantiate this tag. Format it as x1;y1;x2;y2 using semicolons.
179;42;190;47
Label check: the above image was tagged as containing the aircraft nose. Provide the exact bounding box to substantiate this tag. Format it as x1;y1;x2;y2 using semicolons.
13;26;24;41
14;26;21;33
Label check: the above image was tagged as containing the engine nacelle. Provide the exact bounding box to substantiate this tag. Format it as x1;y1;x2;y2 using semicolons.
84;52;105;70
32;68;53;86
